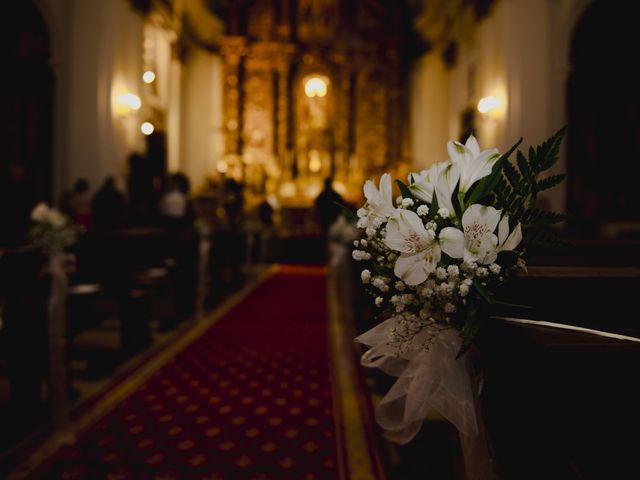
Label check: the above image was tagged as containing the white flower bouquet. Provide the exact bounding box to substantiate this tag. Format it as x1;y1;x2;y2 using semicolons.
352;127;567;358
29;202;78;253
349;129;567;475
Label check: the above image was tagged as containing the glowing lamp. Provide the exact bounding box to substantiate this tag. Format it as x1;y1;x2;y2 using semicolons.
141;121;154;135
142;71;156;83
477;96;500;114
304;77;327;98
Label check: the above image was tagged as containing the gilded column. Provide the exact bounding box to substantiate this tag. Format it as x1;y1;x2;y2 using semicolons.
220;36;247;155
275;45;296;176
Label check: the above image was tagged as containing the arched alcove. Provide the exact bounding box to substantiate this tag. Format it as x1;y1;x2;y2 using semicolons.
567;1;640;235
0;1;53;246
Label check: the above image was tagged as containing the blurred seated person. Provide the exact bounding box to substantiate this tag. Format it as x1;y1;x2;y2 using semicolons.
68;178;92;230
314;177;345;237
258;199;274;228
223;178;244;229
92;176;126;230
159;173;194;229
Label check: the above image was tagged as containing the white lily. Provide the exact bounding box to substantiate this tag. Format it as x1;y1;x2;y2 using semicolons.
439;204;500;264
384;209;442;285
497;215;522;252
356;173;396;228
408;161;450;203
447;135;500;193
31;202;49;222
31;202;66;228
433;163;460;219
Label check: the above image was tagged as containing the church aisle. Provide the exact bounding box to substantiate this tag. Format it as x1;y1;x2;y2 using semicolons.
13;265;384;480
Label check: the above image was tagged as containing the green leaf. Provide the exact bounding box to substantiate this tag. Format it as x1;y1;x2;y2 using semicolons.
502;159;522;190
539;126;566;171
452;183;464;220
371;263;394;277
523;209;567;225
517;150;534;185
334;202;357;221
457;309;482;358
396;180;413;199
492;299;533;309
473;278;494;304
524;229;573;251
427;190;440;221
535;174;566;192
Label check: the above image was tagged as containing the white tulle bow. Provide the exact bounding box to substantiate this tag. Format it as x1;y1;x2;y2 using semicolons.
356;318;498;479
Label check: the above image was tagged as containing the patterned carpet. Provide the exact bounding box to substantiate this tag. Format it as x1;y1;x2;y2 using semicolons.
22;265;383;479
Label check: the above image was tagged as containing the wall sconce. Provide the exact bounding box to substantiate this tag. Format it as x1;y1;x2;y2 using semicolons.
477;96;501;115
114;91;141;116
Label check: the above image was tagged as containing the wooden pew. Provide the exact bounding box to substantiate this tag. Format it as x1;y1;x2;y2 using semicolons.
69;226;198;365
0;249;51;447
476;261;640;479
476;317;640;479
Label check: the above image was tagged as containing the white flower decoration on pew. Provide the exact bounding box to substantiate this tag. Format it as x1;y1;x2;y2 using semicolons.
350;129;570;480
29;203;78;253
356;173;395;228
352;129;570;359
448;134;500;193
351;129;569;473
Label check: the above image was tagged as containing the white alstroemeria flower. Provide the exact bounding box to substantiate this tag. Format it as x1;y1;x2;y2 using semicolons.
439;204;501;264
447;135;500;193
31;203;66;227
434;163;460;219
31;203;49;222
497;215;522;252
384;209;442;285
408;161;451;203
357;173;396;228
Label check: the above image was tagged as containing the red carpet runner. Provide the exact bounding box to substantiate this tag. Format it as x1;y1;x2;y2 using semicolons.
27;266;382;479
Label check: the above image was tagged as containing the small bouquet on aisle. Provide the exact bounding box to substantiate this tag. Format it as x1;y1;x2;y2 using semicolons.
29;202;78;254
351;128;567;478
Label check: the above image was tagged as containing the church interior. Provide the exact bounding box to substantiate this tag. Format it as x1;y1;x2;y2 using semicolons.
1;0;639;479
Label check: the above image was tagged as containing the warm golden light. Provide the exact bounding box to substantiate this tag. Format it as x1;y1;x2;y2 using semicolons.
279;181;296;198
142;70;156;83
333;181;346;195
217;160;228;173
118;93;141;111
304;77;328;98
141;121;154;135
307;183;321;198
308;150;322;172
477;96;500;114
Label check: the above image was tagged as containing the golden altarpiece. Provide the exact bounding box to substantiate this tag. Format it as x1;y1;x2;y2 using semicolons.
218;0;420;208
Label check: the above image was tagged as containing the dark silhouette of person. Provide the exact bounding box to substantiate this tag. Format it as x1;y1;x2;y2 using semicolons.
314;177;345;236
127;153;155;225
258;199;274;228
69;178;92;230
159;172;195;229
92;176;127;230
223;178;244;229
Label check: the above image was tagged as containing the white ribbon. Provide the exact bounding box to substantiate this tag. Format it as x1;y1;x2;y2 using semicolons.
47;251;70;425
356;318;498;479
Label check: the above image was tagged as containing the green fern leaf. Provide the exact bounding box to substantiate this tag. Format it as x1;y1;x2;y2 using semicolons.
535;174;566;192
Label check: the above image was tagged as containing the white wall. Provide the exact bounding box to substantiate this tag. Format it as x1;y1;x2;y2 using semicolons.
180;48;223;189
410;53;451;171
36;0;144;200
411;0;592;212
